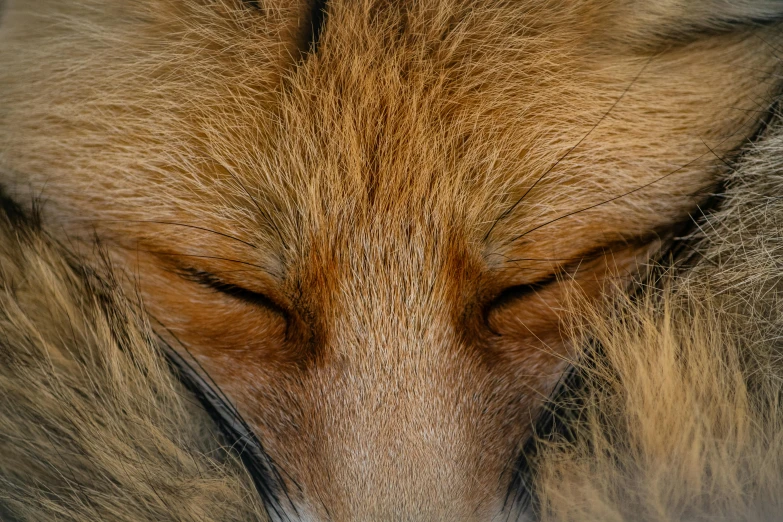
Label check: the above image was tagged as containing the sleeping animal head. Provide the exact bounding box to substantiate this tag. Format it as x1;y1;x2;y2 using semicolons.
0;0;782;519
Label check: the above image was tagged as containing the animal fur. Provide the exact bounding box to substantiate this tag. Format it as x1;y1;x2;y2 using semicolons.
3;111;783;521
532;106;783;521
1;0;783;520
0;202;269;521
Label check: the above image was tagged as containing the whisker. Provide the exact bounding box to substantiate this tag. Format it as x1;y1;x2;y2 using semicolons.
216;159;287;247
506;137;740;246
700;138;736;171
483;55;655;242
753;32;783;60
129;250;270;271
68;218;260;250
152;316;298;521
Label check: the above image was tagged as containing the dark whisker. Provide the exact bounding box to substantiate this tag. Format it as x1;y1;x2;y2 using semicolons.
509;168;694;245
483;55;655;242
753;33;783;60
97;219;258;250
700;138;736;171
218;161;287;248
151;316;298;521
152;317;246;429
130;250;270;271
506;122;761;247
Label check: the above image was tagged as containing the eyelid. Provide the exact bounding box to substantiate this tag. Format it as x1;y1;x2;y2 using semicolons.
176;267;288;317
496;247;607;297
489;275;557;310
488;240;641;309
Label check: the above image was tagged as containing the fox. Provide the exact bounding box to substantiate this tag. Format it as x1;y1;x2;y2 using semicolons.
1;0;783;520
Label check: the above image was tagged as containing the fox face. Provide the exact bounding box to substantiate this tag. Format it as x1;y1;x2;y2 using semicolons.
1;0;782;519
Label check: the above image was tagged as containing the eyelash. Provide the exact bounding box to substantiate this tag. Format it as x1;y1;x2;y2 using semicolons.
178;268;287;316
484;244;625;313
241;0;260;10
489;277;556;310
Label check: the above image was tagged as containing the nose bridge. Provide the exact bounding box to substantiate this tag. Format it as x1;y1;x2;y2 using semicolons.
318;347;479;521
310;260;501;520
293;223;516;520
333;218;468;344
329;253;456;433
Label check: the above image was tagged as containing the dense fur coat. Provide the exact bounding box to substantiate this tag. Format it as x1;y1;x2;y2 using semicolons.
2;1;783;521
0;111;782;522
0;203;269;521
534;108;783;521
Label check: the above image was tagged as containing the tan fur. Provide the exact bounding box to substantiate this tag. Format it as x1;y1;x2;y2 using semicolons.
0;205;268;521
1;0;783;519
534;108;783;521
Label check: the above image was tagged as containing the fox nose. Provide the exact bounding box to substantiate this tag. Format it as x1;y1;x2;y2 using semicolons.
274;497;520;522
285;363;519;522
267;277;532;522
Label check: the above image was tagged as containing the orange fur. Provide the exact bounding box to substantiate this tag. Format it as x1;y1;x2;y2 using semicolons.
1;1;782;519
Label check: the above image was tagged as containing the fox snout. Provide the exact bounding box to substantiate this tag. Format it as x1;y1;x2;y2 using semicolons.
227;241;545;522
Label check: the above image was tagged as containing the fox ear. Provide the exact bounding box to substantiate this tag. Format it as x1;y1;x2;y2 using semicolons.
613;0;783;47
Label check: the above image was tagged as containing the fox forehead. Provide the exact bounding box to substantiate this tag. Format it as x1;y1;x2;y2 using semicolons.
0;0;778;267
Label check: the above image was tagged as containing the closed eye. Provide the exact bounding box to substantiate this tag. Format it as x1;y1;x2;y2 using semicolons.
487;245;615;312
177;267;288;318
625;2;783;50
488;276;558;311
484;235;661;328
